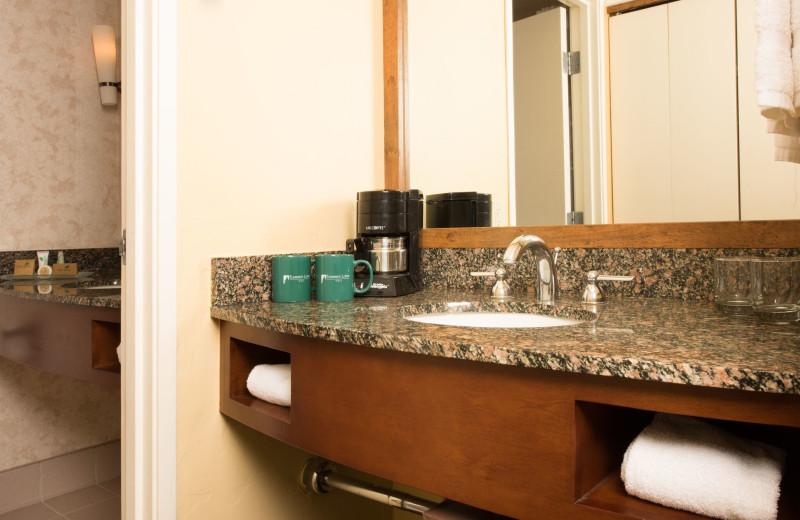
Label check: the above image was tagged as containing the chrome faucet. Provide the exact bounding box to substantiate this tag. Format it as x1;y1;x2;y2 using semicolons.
502;235;558;303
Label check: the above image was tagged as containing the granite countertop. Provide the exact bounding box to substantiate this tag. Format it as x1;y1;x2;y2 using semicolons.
210;289;800;395
0;276;121;308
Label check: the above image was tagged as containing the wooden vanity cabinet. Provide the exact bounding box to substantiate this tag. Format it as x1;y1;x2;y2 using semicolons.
220;321;800;520
0;294;120;387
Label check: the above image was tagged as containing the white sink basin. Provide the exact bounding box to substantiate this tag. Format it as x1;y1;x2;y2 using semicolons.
404;312;581;329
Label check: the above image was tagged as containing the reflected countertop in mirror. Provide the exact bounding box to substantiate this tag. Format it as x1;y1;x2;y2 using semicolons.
0;276;121;308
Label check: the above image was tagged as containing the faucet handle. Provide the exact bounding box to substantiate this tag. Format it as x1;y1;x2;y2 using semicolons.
582;271;635;304
471;267;512;300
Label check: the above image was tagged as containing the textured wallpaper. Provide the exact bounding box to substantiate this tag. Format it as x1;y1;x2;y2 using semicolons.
0;0;121;472
0;0;121;251
0;357;120;472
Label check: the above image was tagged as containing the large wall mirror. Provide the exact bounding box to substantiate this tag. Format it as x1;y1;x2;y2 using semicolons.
382;0;800;248
404;0;605;227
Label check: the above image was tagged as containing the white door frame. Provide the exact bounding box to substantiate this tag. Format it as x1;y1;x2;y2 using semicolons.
121;0;177;518
505;0;607;225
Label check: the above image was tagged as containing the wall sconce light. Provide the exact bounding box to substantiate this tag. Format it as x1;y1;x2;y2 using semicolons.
91;25;120;106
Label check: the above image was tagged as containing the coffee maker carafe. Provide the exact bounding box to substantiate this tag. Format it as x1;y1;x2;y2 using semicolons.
346;189;422;297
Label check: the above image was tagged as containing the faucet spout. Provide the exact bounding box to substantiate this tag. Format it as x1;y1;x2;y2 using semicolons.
502;235;558;303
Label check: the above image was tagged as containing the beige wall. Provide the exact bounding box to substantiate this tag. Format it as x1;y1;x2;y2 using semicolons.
177;1;389;519
0;0;121;474
408;0;510;226
0;0;121;251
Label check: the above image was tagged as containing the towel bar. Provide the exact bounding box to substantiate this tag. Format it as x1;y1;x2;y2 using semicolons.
299;457;439;515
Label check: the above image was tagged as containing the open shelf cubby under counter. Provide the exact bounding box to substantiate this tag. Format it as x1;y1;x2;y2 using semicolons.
227;339;291;423
575;402;800;520
91;319;121;372
220;322;294;442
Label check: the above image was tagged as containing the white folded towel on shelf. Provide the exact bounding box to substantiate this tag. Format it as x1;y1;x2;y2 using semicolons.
246;364;291;407
621;413;786;520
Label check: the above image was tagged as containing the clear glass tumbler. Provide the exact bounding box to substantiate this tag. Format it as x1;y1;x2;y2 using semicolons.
751;257;800;323
713;257;753;316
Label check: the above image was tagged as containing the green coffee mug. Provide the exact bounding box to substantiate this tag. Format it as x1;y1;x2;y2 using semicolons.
272;255;313;302
315;254;373;302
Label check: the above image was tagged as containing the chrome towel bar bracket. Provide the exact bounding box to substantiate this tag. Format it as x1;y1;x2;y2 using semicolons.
299;457;438;515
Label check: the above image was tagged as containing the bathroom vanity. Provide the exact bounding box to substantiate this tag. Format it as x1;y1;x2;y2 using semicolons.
213;290;800;520
0;282;121;388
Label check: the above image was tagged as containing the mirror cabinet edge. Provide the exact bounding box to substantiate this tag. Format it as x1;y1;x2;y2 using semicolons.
419;221;800;249
382;1;800;250
607;0;671;15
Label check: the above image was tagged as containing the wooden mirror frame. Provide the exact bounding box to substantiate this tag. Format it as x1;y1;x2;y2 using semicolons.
382;0;800;249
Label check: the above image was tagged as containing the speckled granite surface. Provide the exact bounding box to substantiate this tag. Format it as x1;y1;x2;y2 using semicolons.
210;246;800;394
210;289;800;394
212;247;800;305
212;251;339;307
212;255;273;307
421;248;800;300
0;248;121;308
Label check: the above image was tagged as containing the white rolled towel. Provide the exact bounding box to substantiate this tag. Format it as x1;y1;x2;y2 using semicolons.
246;364;291;407
621;414;786;520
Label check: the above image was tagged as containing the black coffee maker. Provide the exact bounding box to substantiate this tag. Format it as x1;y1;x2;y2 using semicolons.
346;189;422;297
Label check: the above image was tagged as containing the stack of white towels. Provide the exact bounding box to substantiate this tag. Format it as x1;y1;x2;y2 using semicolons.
756;0;800;163
246;363;291;407
621;413;786;520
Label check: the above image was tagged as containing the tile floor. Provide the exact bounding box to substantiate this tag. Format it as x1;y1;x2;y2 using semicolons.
0;479;120;520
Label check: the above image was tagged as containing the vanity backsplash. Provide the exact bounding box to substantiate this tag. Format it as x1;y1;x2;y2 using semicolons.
0;248;120;279
212;247;800;306
423;247;800;301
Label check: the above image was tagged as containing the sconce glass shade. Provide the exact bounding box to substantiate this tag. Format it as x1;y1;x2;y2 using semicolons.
92;25;118;106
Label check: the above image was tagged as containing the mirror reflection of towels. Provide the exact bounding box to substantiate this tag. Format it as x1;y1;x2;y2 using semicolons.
755;0;800;163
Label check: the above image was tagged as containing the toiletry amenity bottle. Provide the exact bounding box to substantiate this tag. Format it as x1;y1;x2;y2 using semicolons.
37;251;51;276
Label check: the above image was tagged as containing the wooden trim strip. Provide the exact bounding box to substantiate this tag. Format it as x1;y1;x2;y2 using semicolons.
383;0;409;190
420;220;800;249
607;0;676;16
